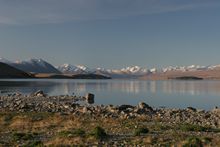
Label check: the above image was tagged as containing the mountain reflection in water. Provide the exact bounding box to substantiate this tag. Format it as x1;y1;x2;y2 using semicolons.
0;79;220;110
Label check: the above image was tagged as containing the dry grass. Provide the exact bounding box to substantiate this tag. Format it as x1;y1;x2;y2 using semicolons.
0;112;219;146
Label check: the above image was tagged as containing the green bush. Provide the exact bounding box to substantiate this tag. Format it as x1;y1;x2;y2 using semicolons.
12;132;34;141
4;113;15;123
24;141;44;147
58;129;85;137
73;129;85;137
134;127;149;136
180;124;207;132
202;137;212;144
91;126;107;140
58;131;72;137
183;137;203;147
154;123;171;131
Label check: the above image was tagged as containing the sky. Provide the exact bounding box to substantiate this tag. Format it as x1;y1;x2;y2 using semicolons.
0;0;220;69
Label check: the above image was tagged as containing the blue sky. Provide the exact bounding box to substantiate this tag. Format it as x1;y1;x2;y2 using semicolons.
0;0;220;69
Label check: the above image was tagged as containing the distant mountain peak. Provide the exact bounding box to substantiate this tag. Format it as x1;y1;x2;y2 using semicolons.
57;64;92;74
120;66;148;75
29;58;44;62
63;63;71;67
76;65;90;71
15;58;45;64
0;57;12;64
162;65;209;72
57;64;149;77
1;58;61;74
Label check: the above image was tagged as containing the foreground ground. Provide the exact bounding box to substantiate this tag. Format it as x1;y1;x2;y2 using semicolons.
0;112;220;146
0;93;220;146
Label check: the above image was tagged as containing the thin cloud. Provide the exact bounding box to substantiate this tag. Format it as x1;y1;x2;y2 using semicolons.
0;0;219;25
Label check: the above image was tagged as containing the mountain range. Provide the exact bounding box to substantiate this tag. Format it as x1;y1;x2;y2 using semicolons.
0;58;61;74
57;64;152;78
1;57;220;79
57;63;220;79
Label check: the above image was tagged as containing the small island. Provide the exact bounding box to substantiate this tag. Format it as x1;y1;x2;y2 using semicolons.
169;76;204;80
34;73;111;79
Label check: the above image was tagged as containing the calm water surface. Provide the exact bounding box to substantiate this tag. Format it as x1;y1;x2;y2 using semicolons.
0;79;220;110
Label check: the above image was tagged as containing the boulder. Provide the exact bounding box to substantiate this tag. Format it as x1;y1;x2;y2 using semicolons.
211;107;220;115
85;93;95;104
138;102;153;111
15;92;22;97
118;105;134;111
186;107;197;112
32;90;47;97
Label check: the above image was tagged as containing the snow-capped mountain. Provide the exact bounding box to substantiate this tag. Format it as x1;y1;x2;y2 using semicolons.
57;64;91;74
58;63;220;78
150;68;157;73
0;58;61;74
162;65;209;73
208;65;220;70
57;64;150;78
2;56;220;78
120;66;149;75
12;59;61;74
0;57;12;64
105;66;150;78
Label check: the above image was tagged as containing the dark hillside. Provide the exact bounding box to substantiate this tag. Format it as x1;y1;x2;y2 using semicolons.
0;62;33;78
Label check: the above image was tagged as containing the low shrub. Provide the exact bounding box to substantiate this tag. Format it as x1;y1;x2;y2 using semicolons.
180;124;207;132
12;132;34;141
58;129;85;137
4;113;15;123
24;141;44;147
91;126;107;140
58;131;72;137
183;137;203;147
134;127;149;136
73;129;85;137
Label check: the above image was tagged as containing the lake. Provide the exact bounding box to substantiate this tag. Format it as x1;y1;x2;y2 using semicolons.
0;79;219;110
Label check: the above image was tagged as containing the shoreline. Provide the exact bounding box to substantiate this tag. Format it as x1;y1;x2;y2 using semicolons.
0;93;219;126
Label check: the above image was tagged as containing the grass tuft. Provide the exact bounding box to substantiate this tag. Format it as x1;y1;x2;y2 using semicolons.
134;127;149;136
24;141;44;147
90;126;107;140
183;137;203;147
58;129;86;137
12;132;34;141
180;124;208;132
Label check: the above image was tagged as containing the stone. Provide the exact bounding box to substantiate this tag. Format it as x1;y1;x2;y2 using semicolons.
118;105;134;111
186;107;197;112
85;93;95;104
33;90;46;97
15;92;22;97
82;106;89;113
71;103;79;108
138;102;153;111
211;107;220;114
134;108;146;114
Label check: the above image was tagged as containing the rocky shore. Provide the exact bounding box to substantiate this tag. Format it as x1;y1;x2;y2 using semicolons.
0;91;220;146
0;91;220;128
